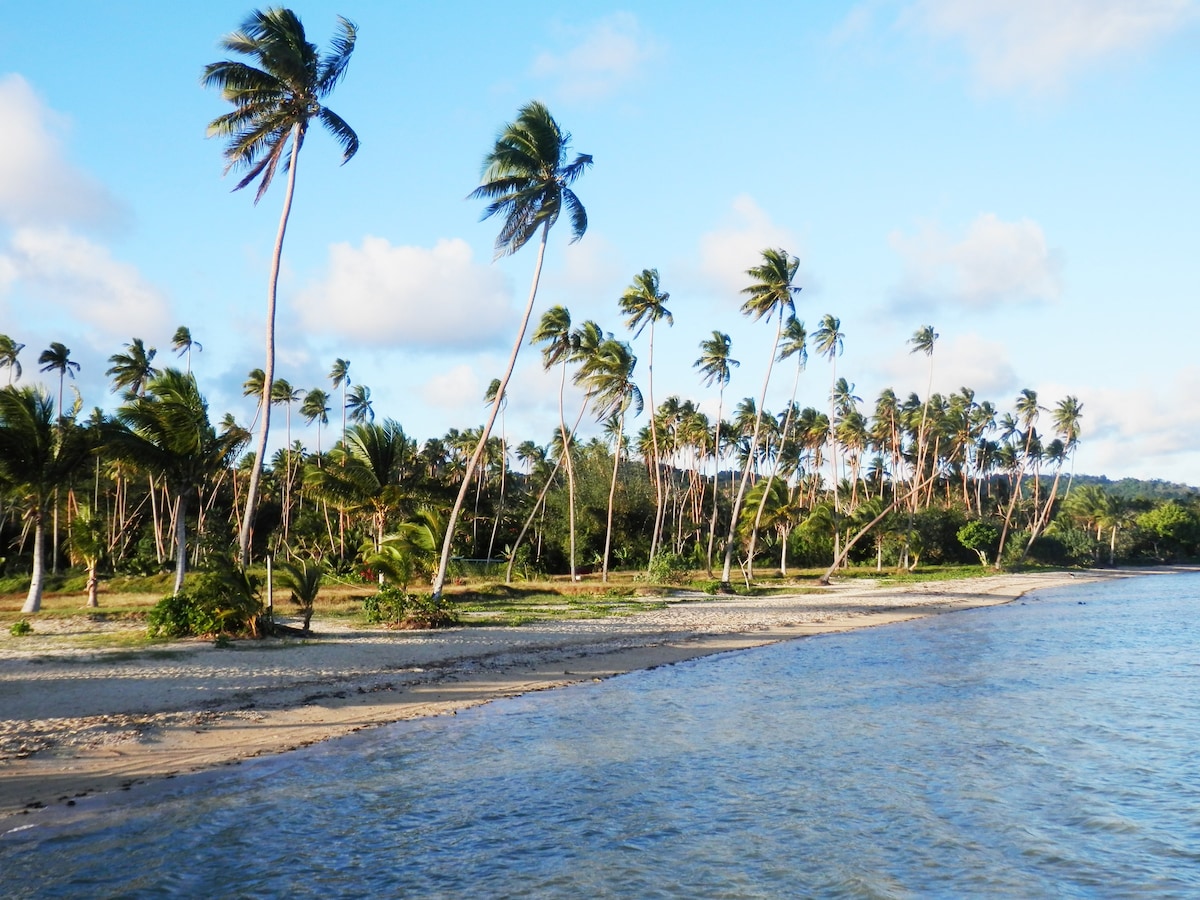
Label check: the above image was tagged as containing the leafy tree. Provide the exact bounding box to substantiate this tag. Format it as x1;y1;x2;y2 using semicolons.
720;248;800;588
172;326;203;374
204;7;360;567
434;101;592;601
619;268;674;569
0;386;95;612
106;337;160;398
957;520;1000;566
695;330;738;575
112;370;246;595
0;335;24;384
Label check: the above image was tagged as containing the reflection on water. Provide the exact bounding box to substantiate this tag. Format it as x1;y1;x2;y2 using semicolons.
4;574;1200;898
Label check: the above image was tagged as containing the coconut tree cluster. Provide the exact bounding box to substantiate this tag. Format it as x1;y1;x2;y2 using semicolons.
9;7;1193;631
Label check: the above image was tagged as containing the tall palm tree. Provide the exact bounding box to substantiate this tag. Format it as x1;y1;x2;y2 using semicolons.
0;386;95;612
37;342;81;419
907;325;937;505
112;370;245;595
346;383;373;424
204;8;359;567
0;335;25;384
106;337;160;398
619;268;674;571
720;248;800;588
171;326;203;374
812;315;844;509
301;387;331;456
578;338;642;582
329;358;351;444
432;101;591;601
695;331;739;575
531;304;581;579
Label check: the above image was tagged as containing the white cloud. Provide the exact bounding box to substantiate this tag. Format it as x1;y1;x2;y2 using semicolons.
532;13;660;101
1;226;170;340
888;213;1061;311
294;237;515;351
697;195;803;296
906;0;1198;93
877;331;1019;398
0;74;117;228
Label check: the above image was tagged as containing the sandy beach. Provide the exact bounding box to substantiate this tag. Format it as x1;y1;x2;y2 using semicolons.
0;571;1136;823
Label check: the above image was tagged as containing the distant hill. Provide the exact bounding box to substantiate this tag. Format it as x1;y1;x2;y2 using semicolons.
1069;474;1198;501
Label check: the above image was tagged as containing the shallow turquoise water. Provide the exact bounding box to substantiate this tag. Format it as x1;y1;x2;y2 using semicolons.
4;573;1199;898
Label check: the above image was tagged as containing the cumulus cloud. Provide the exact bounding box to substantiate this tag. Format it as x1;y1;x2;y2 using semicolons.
293;237;515;351
888;213;1061;312
905;0;1198;93
697;195;803;296
877;331;1019;398
531;13;660;101
1;227;171;340
0;74;118;228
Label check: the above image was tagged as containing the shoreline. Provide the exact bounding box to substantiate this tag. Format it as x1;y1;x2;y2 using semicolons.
0;570;1163;825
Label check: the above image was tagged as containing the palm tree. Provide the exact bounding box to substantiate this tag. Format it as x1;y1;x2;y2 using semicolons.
432;101;591;601
112;370;246;595
720;248;800;588
171;326;203;374
329;358;351;444
204;8;359;567
346;383;373;424
37;342;81;419
0;386;95;612
301;387;331;456
531;305;581;578
106;337;160;397
812;315;844;509
578;338;642;582
0;335;24;384
619;268;674;571
907;325;938;505
695;331;739;575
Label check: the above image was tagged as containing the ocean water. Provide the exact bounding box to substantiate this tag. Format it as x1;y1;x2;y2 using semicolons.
3;573;1199;898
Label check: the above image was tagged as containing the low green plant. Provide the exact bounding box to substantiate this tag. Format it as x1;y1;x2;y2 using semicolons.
635;552;691;585
364;585;459;629
146;570;262;639
9;619;32;636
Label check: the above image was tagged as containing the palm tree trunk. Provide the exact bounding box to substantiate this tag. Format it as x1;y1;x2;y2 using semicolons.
558;360;578;579
433;222;549;601
705;390;725;576
602;410;625;583
239;123;301;568
646;325;665;571
21;507;46;614
720;315;785;587
173;492;189;596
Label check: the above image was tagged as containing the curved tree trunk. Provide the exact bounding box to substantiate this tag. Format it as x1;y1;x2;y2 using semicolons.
239;123;302;568
645;324;665;571
704;390;725;576
433;222;549;601
173;491;190;596
602;410;625;583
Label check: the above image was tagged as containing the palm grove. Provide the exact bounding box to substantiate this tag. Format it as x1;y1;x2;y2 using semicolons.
2;9;1194;628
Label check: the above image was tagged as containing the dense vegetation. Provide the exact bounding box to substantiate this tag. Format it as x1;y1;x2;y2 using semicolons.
1;8;1194;636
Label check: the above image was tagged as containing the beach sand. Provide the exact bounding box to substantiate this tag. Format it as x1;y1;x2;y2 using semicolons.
0;571;1132;823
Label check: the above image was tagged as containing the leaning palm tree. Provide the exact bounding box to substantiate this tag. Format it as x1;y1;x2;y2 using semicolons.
577;338;642;582
432;100;591;601
0;335;25;384
0;386;95;612
720;249;800;588
106;337;160;398
619;268;673;571
171;326;203;374
204;8;359;567
694;330;739;575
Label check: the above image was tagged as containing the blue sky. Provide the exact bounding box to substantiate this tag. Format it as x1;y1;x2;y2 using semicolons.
1;1;1197;484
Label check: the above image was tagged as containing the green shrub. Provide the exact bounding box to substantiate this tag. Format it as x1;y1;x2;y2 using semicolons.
147;570;262;639
364;586;459;629
636;552;690;585
9;619;32;637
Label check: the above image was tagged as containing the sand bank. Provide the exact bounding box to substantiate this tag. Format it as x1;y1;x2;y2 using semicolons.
0;571;1146;823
